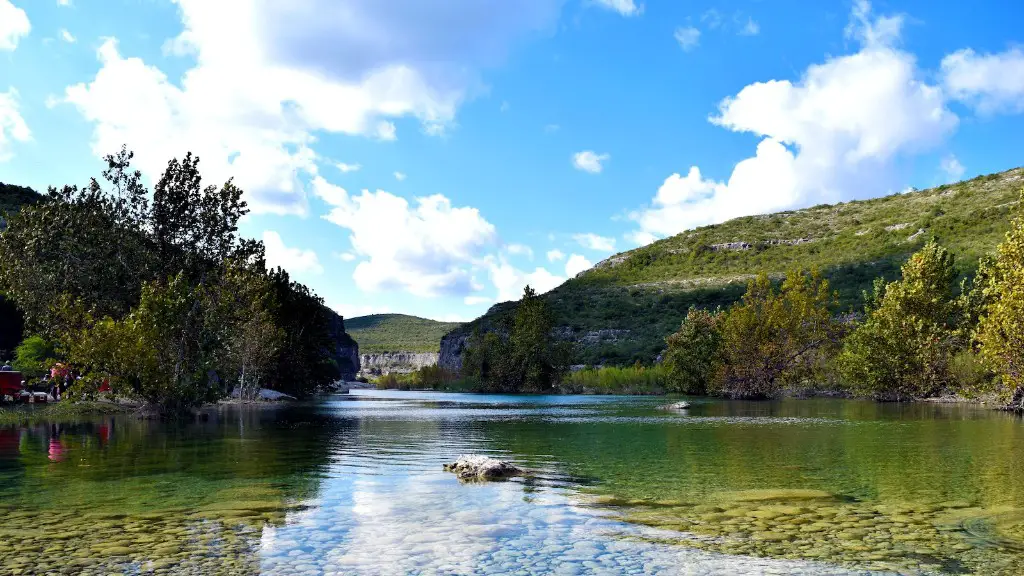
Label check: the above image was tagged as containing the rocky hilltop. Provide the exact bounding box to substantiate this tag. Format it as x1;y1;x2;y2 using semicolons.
347;314;460;376
325;312;360;381
440;167;1024;370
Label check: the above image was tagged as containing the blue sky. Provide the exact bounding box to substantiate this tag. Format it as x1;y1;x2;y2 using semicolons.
1;0;1023;321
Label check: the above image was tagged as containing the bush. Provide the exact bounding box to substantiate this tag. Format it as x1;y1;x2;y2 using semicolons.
12;335;55;378
717;270;842;398
560;364;668;394
663;307;723;394
839;241;960;400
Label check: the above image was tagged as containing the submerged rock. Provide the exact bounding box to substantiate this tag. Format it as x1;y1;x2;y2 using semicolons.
443;455;524;481
661;401;691;410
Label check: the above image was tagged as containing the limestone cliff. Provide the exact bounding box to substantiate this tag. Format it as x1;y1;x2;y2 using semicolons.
360;352;438;376
325;310;360;381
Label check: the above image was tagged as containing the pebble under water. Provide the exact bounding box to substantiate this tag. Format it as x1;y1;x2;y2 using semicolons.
1;391;1022;575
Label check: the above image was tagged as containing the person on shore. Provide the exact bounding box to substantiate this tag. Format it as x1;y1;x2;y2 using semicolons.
0;361;11;371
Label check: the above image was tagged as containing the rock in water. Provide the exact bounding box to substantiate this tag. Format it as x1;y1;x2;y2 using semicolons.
661;401;691;410
443;455;524;481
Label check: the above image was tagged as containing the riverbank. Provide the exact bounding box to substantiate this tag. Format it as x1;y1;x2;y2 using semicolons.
0;400;131;425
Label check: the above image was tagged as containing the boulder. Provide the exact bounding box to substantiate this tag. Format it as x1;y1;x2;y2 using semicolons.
661;401;691;410
443;455;524;481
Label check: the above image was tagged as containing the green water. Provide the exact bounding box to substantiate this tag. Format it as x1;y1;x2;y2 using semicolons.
0;392;1022;575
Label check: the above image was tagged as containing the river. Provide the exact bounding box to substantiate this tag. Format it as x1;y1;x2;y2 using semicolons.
0;390;1022;575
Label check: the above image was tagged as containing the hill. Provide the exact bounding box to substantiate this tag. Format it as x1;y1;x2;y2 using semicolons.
441;167;1024;369
347;314;462;353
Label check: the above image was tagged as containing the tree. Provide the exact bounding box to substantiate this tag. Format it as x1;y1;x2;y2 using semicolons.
975;191;1024;409
13;335;56;379
663;307;723;395
840;240;959;400
461;286;572;392
718;270;841;398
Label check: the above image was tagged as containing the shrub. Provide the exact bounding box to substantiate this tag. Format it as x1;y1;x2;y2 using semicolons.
662;307;723;394
12;335;55;378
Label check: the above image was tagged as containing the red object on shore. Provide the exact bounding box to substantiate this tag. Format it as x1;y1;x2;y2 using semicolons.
98;379;111;393
0;372;24;399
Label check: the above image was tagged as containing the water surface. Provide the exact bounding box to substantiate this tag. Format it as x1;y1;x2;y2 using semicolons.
1;391;1022;574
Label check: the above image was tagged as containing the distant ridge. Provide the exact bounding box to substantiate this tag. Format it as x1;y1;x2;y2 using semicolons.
347;313;461;353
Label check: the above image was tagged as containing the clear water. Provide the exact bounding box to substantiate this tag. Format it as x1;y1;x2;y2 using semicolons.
1;390;1022;575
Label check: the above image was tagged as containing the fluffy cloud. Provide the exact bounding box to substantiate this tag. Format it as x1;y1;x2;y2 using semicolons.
674;26;700;52
262;231;323;275
60;29;75;43
488;258;564;302
336;162;361;173
630;1;957;240
506;243;534;259
564;254;592;277
62;0;564;214
0;88;30;162
573;232;615;252
942;48;1024;114
313;177;497;298
0;1;30;51
337;252;357;262
738;18;760;36
394;171;407;181
592;0;641;17
572;150;609;173
546;249;565;262
940;154;965;182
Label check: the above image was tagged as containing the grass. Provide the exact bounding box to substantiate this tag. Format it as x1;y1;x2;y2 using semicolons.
0;401;130;425
451;167;1024;367
346;314;462;353
559;365;670;395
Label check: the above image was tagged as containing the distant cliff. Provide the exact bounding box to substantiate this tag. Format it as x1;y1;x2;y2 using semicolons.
361;352;438;376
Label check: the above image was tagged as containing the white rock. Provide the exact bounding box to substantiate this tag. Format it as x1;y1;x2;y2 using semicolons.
443;455;525;481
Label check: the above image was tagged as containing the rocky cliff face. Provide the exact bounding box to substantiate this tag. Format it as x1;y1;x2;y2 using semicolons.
438;331;469;373
360;352;438;376
325;310;360;381
437;324;632;373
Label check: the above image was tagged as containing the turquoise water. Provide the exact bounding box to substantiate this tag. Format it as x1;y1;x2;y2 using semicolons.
1;390;1022;574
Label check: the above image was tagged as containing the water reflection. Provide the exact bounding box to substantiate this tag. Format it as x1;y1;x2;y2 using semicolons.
0;392;1020;574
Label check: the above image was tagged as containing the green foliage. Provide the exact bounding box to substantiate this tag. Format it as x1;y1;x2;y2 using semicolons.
12;335;55;378
663;307;723;394
461;286;572;392
717;270;842;398
0;148;347;412
975;190;1024;408
560;364;669;395
374;365;463;391
453;168;1022;366
346;314;461;353
840;241;961;400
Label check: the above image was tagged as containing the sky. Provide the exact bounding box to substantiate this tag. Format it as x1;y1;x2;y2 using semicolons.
1;0;1023;322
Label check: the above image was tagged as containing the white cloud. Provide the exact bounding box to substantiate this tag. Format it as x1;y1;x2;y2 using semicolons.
488;258;564;302
0;88;31;162
546;249;565;262
591;0;642;17
61;0;563;214
573;232;615;252
464;296;492;306
565;254;592;277
57;0;71;5
674;26;700;52
506;243;534;259
630;1;957;240
940;154;965;182
262;231;324;275
336;162;361;173
701;10;722;29
393;171;407;181
0;1;30;51
337;252;357;262
738;18;760;36
941;48;1024;114
313;176;498;298
60;29;75;43
572;150;609;173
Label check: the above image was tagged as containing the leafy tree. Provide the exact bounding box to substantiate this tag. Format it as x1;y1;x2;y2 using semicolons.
461;286;572;392
840;240;960;400
662;307;723;395
13;335;56;378
975;192;1024;409
717;270;841;398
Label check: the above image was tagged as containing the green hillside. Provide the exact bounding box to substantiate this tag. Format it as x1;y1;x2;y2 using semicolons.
449;167;1024;366
347;314;462;353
